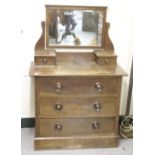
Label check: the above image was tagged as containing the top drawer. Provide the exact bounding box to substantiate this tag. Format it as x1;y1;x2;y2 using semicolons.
36;77;121;97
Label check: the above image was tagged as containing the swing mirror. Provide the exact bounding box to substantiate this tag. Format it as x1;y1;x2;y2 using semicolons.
46;5;107;48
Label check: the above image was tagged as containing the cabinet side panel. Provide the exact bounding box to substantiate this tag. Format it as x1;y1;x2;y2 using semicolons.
35;77;40;137
114;77;122;135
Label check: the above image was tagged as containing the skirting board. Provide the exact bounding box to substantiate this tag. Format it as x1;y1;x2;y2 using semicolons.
21;118;35;128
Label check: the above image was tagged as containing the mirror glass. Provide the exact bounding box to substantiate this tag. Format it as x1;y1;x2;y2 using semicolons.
46;8;105;47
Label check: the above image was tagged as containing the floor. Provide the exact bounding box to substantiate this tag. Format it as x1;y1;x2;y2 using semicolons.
21;128;133;155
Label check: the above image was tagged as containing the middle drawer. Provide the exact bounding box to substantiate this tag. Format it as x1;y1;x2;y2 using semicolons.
38;97;117;118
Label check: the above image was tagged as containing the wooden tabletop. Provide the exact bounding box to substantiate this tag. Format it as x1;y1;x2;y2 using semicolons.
29;62;127;77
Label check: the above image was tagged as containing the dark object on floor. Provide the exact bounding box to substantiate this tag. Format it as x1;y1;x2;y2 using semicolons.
120;115;133;138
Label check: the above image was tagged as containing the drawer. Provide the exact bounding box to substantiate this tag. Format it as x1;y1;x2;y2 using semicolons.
35;56;56;66
36;77;121;96
39;118;114;137
96;57;117;66
38;97;117;118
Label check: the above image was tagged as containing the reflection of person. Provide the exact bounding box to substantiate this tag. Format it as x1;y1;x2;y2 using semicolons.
58;10;77;43
64;10;77;31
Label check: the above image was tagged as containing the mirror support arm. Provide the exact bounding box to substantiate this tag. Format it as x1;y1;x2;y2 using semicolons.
104;22;114;51
35;21;45;53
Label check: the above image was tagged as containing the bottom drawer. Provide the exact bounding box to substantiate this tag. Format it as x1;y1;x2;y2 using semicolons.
39;118;115;137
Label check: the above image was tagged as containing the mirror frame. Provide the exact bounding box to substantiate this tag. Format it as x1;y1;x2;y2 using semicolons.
45;5;107;49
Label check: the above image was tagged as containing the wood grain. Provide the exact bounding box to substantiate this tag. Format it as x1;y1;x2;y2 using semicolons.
30;5;127;150
36;77;120;96
35;56;56;66
38;118;115;137
35;134;118;149
30;62;127;76
38;96;117;118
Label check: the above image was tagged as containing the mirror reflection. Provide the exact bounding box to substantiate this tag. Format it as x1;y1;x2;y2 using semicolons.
47;9;104;46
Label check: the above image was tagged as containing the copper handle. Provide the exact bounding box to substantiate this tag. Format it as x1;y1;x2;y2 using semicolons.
54;123;63;131
95;82;103;92
92;122;100;129
54;103;63;111
94;102;102;112
55;82;64;92
42;58;48;64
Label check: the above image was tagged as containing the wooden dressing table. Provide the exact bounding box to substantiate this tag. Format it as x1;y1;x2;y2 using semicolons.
29;5;127;150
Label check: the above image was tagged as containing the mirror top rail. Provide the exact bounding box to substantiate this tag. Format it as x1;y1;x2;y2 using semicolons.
45;5;107;10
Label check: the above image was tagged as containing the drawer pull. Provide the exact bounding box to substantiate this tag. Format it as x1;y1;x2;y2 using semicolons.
95;82;103;92
105;58;109;64
92;122;100;130
42;58;48;64
54;103;63;111
93;102;102;112
55;82;64;92
54;123;63;131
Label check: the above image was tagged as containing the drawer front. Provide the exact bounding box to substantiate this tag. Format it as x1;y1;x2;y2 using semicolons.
38;97;117;118
36;77;120;97
39;118;114;137
35;56;56;66
96;57;117;66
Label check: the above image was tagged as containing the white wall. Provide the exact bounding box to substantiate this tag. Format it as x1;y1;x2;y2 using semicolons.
20;0;133;118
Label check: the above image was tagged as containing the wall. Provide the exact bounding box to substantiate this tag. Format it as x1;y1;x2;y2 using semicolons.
21;0;133;118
